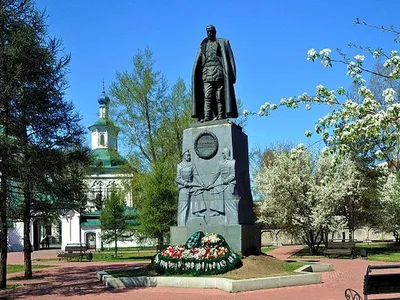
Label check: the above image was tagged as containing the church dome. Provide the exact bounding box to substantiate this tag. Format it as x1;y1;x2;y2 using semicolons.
98;91;110;106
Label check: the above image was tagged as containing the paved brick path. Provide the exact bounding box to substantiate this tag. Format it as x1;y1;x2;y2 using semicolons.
1;246;400;300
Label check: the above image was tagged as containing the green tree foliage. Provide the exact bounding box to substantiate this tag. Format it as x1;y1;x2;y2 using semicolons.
255;148;375;254
136;162;177;245
0;0;90;284
100;188;135;257
153;78;192;165
110;47;168;170
110;48;192;244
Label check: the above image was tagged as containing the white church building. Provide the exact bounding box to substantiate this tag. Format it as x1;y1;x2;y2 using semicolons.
7;88;150;252
60;88;149;250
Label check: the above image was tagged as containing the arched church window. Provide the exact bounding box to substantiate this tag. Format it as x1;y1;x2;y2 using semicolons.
100;134;105;146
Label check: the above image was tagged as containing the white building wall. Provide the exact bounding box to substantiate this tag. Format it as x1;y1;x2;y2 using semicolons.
91;131;98;150
86;174;133;209
60;172;149;250
61;210;82;249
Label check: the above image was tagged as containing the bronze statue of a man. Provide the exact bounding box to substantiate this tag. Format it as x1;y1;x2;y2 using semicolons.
192;25;238;122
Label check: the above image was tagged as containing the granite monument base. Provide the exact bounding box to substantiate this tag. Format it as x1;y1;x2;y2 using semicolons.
170;224;261;254
181;120;255;225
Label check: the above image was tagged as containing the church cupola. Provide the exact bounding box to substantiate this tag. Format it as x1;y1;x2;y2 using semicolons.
88;83;119;151
98;85;110;119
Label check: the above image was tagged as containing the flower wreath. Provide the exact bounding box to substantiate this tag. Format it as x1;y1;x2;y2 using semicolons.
152;231;241;276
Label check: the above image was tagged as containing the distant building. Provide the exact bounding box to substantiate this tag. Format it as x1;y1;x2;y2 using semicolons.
60;87;148;250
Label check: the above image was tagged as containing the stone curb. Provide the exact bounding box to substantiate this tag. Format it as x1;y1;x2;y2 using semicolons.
96;263;333;293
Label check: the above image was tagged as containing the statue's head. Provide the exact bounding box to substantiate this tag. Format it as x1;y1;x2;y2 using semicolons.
206;25;216;41
222;147;231;159
182;149;191;162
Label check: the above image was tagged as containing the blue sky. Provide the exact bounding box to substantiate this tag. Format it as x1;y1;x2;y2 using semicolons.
35;0;400;153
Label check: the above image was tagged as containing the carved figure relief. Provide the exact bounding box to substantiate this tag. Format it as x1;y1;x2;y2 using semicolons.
176;147;240;225
175;150;206;226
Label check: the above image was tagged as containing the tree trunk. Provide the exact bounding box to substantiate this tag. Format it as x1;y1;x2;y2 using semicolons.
0;174;8;288
114;230;117;257
394;231;400;246
157;233;164;247
323;231;328;248
0;0;8;288
306;229;322;255
23;185;32;279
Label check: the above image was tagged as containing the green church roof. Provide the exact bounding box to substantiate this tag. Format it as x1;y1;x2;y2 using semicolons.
80;207;139;227
91;148;129;170
81;219;101;227
88;118;119;132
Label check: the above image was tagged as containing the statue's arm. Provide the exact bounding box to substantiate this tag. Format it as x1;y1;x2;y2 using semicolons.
175;165;185;188
192;165;205;187
208;166;221;188
224;160;236;184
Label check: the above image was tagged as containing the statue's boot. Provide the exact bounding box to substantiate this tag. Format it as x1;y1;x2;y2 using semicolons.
202;99;212;122
215;87;224;120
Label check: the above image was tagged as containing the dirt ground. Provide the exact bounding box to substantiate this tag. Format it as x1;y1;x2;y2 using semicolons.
216;254;300;279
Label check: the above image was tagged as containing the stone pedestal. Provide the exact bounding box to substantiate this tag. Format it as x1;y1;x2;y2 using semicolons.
171;119;261;253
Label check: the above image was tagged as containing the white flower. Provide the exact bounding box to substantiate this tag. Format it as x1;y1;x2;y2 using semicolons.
354;55;365;63
298;92;308;102
372;51;381;59
307;48;318;61
383;88;396;102
297;143;305;150
319;48;332;56
242;109;250;117
305;130;312;138
318;48;332;68
316;84;326;95
321;147;330;156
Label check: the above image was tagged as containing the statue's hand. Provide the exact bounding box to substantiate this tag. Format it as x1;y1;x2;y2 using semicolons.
184;182;189;188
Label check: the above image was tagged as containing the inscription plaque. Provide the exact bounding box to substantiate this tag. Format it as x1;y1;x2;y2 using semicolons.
194;132;219;159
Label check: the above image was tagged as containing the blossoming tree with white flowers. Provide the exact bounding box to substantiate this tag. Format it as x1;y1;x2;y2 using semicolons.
379;172;400;245
248;21;400;168
254;147;375;254
250;21;400;244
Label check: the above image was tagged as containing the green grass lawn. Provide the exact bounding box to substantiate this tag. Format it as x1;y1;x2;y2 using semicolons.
99;246;157;252
291;242;400;262
55;250;156;262
92;251;155;262
7;264;54;274
356;242;400;262
261;247;276;253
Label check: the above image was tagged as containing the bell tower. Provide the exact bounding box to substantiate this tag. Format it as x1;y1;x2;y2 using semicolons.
88;83;119;151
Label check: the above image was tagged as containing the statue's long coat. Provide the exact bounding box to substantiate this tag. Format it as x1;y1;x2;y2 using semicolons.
192;38;238;120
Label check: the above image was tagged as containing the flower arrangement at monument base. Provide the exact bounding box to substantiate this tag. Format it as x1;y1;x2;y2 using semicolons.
152;231;242;276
